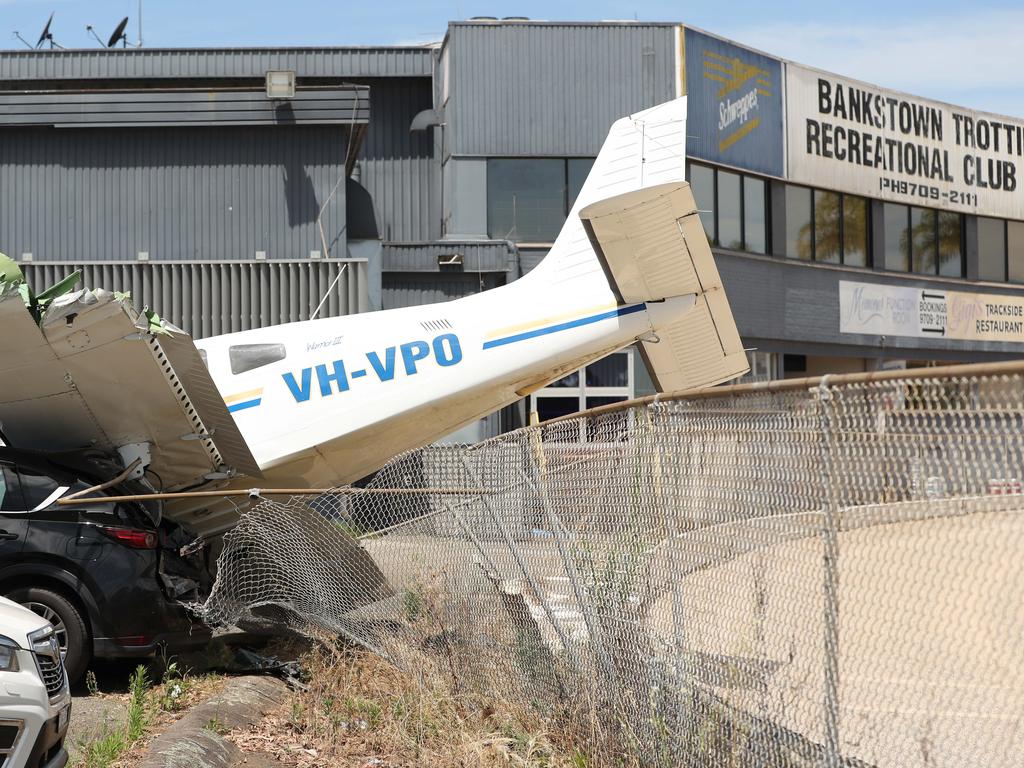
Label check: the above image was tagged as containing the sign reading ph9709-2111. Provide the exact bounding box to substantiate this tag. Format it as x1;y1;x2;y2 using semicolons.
787;64;1024;218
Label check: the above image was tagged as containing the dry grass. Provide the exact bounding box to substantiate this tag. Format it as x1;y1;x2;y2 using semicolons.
227;643;588;768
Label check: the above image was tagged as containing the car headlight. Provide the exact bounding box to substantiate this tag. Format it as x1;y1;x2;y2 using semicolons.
0;637;20;673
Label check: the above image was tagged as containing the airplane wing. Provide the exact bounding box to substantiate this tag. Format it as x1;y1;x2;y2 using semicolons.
0;277;261;493
579;181;749;392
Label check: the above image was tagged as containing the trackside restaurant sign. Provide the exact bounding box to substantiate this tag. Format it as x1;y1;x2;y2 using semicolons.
787;64;1024;219
840;280;1024;343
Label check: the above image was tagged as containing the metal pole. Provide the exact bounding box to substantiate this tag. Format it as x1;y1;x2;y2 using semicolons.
650;404;692;756
518;452;619;690
817;377;841;767
458;455;581;670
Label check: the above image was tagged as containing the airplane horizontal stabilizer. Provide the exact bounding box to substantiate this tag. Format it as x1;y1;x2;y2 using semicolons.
579;182;749;392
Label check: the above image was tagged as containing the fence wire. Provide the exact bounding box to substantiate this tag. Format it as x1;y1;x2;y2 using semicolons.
199;368;1024;767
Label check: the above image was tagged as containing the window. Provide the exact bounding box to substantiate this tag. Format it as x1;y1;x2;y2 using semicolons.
978;217;1007;281
567;158;595;211
781;185;870;265
689;164;715;239
743;177;766;254
16;469;59;511
717;170;742;250
883;203;910;271
530;350;635;435
229;343;287;375
885;205;962;277
687;162;768;253
486;158;595;242
814;190;841;263
1008;221;1024;283
911;208;937;274
784;185;813;260
0;466;21;512
842;196;869;267
937;211;962;277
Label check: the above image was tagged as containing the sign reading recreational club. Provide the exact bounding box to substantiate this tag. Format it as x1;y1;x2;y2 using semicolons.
787;65;1024;219
840;281;1024;343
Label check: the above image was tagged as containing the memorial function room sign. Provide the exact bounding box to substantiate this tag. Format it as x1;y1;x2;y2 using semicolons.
787;65;1024;219
840;281;1024;343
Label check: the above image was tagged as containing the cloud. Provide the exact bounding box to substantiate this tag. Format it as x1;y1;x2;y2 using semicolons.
722;10;1024;117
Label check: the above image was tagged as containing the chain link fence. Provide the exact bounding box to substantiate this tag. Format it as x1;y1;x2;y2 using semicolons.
200;363;1024;766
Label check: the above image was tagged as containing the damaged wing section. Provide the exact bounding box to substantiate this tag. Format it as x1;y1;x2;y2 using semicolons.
580;182;749;392
0;273;261;492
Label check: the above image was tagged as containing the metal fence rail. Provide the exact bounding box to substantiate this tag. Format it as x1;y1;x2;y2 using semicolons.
201;362;1024;767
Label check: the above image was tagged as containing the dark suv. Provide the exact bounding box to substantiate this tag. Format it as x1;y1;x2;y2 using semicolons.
0;448;212;681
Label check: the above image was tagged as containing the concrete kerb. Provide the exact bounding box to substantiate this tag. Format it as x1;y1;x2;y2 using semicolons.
137;676;289;768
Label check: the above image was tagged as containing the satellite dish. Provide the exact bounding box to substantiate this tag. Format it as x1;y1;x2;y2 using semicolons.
106;16;129;48
35;12;54;49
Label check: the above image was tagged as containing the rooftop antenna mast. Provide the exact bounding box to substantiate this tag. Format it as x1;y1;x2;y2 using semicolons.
138;0;143;47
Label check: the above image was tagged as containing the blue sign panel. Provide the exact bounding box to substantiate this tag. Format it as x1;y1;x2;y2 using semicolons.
685;28;784;177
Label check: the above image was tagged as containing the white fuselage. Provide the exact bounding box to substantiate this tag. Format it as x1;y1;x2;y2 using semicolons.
195;97;696;496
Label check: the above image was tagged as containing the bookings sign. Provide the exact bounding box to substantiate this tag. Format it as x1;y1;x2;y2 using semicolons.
840;280;1024;343
685;29;784;177
788;65;1024;218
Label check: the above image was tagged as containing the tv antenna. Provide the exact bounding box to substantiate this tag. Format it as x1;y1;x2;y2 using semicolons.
13;12;62;50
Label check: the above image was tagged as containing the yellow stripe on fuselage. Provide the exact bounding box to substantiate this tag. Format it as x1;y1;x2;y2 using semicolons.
224;387;264;405
484;302;618;341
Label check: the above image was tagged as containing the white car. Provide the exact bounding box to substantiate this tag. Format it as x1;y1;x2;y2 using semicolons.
0;596;70;768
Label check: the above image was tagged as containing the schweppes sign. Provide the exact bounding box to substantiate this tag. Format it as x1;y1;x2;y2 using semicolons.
684;27;784;177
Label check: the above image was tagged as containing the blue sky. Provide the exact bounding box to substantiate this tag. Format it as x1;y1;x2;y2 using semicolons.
3;1;1023;116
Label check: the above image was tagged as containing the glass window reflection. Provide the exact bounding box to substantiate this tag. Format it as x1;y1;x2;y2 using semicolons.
978;217;1006;282
717;170;742;249
883;203;909;271
937;211;962;277
785;185;813;260
743;176;766;254
842;196;868;267
689;163;715;241
911;207;936;274
813;190;841;263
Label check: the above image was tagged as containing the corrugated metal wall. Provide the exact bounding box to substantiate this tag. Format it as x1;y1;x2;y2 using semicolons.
0;87;369;128
383;241;515;272
21;260;369;339
446;22;677;156
356;78;439;242
382;271;504;309
0;47;433;81
0;124;351;262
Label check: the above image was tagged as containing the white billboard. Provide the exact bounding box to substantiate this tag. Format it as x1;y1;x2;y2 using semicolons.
840;280;1024;343
787;65;1024;219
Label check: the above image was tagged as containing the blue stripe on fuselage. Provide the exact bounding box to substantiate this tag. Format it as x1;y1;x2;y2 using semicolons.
482;303;646;350
227;398;262;413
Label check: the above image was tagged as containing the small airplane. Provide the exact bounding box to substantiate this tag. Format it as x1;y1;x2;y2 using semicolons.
0;97;747;537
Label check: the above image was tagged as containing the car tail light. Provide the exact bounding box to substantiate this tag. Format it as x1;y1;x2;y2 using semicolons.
99;526;157;549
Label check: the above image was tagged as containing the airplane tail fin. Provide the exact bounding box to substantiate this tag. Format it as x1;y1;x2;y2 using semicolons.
523;97;748;392
580;182;749;392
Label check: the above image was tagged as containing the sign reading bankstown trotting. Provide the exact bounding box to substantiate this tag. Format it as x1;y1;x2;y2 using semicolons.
685;28;784;178
840;280;1024;343
787;64;1024;219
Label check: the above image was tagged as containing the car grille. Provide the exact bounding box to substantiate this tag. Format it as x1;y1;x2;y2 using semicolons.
35;651;65;699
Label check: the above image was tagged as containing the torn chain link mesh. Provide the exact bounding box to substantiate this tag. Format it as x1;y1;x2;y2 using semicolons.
198;370;1024;767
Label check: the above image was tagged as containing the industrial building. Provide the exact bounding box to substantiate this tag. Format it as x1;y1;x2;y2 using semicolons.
3;20;1024;441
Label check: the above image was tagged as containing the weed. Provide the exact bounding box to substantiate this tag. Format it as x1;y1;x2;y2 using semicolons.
204;717;228;736
84;670;99;697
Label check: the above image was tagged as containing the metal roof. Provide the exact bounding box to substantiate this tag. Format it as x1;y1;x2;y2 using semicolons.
0;46;434;82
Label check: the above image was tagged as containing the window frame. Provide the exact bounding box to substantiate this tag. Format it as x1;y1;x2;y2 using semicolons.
686;161;769;255
783;183;871;267
883;205;964;278
486;156;596;244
